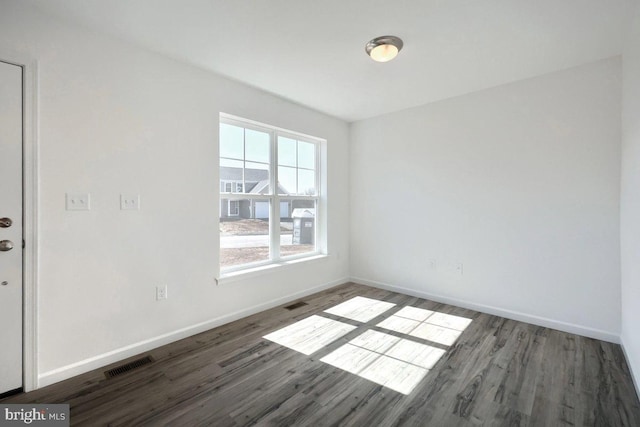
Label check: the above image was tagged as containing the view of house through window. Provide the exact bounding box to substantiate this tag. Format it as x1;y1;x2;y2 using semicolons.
219;116;322;270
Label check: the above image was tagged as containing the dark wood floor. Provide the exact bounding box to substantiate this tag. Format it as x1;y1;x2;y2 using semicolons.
3;282;640;426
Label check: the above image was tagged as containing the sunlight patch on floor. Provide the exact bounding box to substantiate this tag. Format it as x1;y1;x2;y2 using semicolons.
323;296;396;322
263;296;473;395
321;330;446;395
263;315;356;355
378;307;472;346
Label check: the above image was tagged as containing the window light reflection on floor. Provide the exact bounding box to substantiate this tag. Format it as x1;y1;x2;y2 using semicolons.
262;315;356;355
263;296;473;395
320;330;446;394
323;295;396;322
377;307;472;346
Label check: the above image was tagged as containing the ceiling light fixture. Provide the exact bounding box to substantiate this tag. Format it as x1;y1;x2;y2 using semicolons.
365;35;403;62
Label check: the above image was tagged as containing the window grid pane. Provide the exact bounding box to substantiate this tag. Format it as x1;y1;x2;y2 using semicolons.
278;137;297;167
297;141;315;169
280;198;317;258
276;137;318;196
220;199;271;268
220;123;244;160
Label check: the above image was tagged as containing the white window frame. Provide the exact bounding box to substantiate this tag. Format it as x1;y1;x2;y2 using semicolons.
219;114;325;274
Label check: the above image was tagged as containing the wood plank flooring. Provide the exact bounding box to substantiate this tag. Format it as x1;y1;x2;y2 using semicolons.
3;282;639;426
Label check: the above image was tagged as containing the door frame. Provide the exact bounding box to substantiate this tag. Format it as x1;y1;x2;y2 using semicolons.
1;50;39;392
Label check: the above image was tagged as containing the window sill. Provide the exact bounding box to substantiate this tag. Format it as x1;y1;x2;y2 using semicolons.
217;254;330;286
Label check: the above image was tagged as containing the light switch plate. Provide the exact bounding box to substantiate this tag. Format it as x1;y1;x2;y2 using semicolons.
120;194;140;210
66;193;91;210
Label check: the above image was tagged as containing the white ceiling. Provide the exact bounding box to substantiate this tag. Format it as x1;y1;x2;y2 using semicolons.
25;0;635;122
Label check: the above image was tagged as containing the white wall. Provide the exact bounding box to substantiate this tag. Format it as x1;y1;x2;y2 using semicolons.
621;1;640;392
350;58;622;340
0;2;350;386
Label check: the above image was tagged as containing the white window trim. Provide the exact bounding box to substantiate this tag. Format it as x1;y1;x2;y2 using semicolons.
216;254;330;285
219;113;326;276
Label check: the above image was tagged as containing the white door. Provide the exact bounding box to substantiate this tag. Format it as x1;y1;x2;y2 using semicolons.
0;60;23;394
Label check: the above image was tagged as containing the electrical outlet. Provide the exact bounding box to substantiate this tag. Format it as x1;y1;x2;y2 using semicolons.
455;263;463;275
66;193;91;211
156;285;168;300
428;259;437;270
120;194;140;210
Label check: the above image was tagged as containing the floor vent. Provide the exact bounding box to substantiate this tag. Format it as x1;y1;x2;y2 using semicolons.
105;356;154;379
284;301;308;310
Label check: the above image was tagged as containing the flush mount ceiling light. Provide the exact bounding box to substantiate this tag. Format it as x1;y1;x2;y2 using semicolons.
365;35;403;62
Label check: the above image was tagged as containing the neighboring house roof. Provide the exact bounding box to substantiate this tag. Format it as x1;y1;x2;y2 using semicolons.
249;179;291;195
220;166;268;182
248;180;269;194
221;167;293;194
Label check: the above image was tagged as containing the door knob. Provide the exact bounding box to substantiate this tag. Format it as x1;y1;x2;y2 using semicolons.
0;218;12;228
0;240;14;251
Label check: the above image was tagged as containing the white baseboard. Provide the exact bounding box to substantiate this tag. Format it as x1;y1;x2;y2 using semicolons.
38;277;349;388
351;276;620;344
621;339;640;399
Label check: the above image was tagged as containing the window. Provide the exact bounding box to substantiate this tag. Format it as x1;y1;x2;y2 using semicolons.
221;181;233;193
219;115;323;272
228;200;239;216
